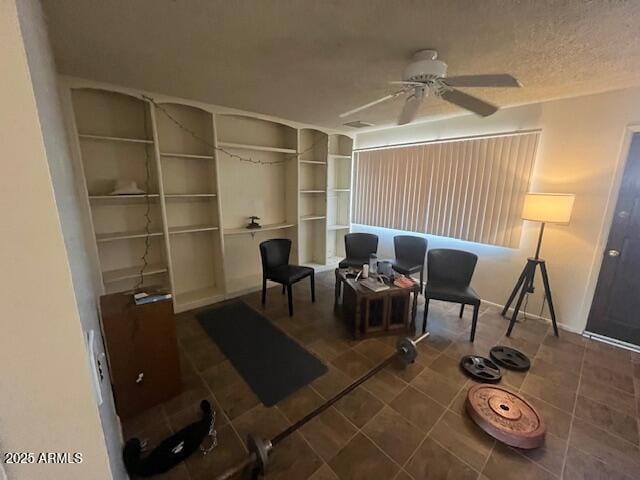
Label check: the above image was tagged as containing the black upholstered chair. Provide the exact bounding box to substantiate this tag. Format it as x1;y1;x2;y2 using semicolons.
392;235;428;289
260;239;314;316
422;249;481;341
338;233;378;269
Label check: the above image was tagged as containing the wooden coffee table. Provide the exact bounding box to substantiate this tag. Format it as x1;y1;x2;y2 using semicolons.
334;268;420;339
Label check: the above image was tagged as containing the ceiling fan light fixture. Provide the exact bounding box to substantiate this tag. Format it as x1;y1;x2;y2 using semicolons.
403;49;447;83
343;120;375;128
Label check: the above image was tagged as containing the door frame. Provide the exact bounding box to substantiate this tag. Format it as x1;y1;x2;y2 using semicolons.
581;123;640;336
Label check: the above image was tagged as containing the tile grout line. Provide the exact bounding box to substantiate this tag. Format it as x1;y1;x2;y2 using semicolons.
193;354;249;455
430;378;499;478
492;330;571;479
306;381;409;477
558;333;587;479
397;349;484;477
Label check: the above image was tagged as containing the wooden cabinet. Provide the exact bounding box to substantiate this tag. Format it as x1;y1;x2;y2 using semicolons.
100;292;181;419
337;270;419;339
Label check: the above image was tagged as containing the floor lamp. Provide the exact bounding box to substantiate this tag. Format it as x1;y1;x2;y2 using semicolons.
502;193;575;337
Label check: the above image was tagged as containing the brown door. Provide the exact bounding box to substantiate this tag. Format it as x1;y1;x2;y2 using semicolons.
586;133;640;345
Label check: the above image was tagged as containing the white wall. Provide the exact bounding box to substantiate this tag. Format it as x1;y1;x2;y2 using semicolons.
14;0;126;478
0;0;113;478
354;87;640;333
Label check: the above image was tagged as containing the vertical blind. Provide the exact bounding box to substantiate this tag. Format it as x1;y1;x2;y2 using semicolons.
352;132;539;248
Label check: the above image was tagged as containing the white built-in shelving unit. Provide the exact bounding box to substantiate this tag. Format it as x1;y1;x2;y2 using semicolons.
326;135;354;265
66;82;353;313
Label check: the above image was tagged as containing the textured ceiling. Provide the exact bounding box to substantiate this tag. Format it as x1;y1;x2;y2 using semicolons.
43;0;640;130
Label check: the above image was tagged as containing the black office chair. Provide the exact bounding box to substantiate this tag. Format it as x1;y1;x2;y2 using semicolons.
392;235;428;290
260;239;314;316
338;233;378;269
422;249;481;341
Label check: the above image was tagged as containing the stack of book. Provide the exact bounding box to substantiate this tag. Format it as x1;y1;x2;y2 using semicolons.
359;277;390;292
133;290;172;306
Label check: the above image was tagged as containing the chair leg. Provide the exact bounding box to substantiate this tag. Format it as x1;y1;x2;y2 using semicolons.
422;297;430;333
470;303;480;342
310;272;315;302
282;284;286;295
261;277;267;305
419;269;424;293
459;304;465;318
287;284;293;316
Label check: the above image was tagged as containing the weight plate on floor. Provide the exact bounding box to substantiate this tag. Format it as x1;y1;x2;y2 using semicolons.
489;346;531;372
465;384;546;449
397;337;418;364
459;355;502;383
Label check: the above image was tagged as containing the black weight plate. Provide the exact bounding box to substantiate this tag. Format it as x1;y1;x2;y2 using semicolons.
490;346;531;372
460;355;502;383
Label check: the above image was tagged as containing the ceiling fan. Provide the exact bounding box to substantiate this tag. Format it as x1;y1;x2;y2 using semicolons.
340;49;522;125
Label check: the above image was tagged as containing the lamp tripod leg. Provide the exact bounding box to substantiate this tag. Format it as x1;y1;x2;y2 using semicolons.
539;261;559;337
506;262;534;337
502;263;529;316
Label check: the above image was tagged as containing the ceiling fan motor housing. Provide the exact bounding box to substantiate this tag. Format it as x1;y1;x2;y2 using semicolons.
403;49;447;83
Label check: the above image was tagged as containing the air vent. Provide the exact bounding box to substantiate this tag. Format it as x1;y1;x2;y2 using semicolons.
343;120;374;128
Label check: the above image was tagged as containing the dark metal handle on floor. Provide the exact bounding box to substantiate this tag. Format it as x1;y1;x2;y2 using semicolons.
213;332;429;480
215;453;256;480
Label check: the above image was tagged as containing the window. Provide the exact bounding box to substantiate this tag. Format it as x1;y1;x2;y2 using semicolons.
352;131;539;248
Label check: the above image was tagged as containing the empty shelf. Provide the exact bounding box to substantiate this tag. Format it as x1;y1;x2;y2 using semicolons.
175;286;224;310
225;274;263;294
164;193;217;199
168;224;219;235
89;194;159;203
329;154;352;159
224;222;295;236
160;152;214;160
300;160;327;165
96;229;163;242
78;134;153;144
102;263;168;284
217;141;296;154
328;224;350;230
329;188;351;192
301;214;326;221
300;190;326;194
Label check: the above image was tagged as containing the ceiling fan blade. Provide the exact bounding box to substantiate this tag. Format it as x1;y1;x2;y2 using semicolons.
339;90;405;118
397;88;425;125
441;88;498;117
444;74;521;88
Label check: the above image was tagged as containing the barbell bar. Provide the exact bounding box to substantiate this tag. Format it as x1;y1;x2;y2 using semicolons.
214;332;430;480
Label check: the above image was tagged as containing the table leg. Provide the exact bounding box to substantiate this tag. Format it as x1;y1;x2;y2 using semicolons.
354;295;361;339
411;289;418;331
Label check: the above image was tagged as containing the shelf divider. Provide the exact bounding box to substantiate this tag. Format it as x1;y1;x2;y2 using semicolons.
168;224;219;235
160;152;214;160
224;222;295;236
78;133;153;144
217;141;296;154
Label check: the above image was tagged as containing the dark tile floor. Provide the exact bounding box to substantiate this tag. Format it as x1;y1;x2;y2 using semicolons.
123;271;640;479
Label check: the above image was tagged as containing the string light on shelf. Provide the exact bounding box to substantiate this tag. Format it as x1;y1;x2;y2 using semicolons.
142;94;328;166
135;108;153;290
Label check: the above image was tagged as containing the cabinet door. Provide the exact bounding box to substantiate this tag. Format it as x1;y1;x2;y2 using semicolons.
364;296;387;333
387;292;409;331
130;301;182;417
101;296;181;418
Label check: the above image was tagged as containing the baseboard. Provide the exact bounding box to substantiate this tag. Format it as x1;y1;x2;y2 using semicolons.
479;299;583;335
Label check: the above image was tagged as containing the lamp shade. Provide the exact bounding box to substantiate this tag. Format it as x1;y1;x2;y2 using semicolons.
521;193;575;224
